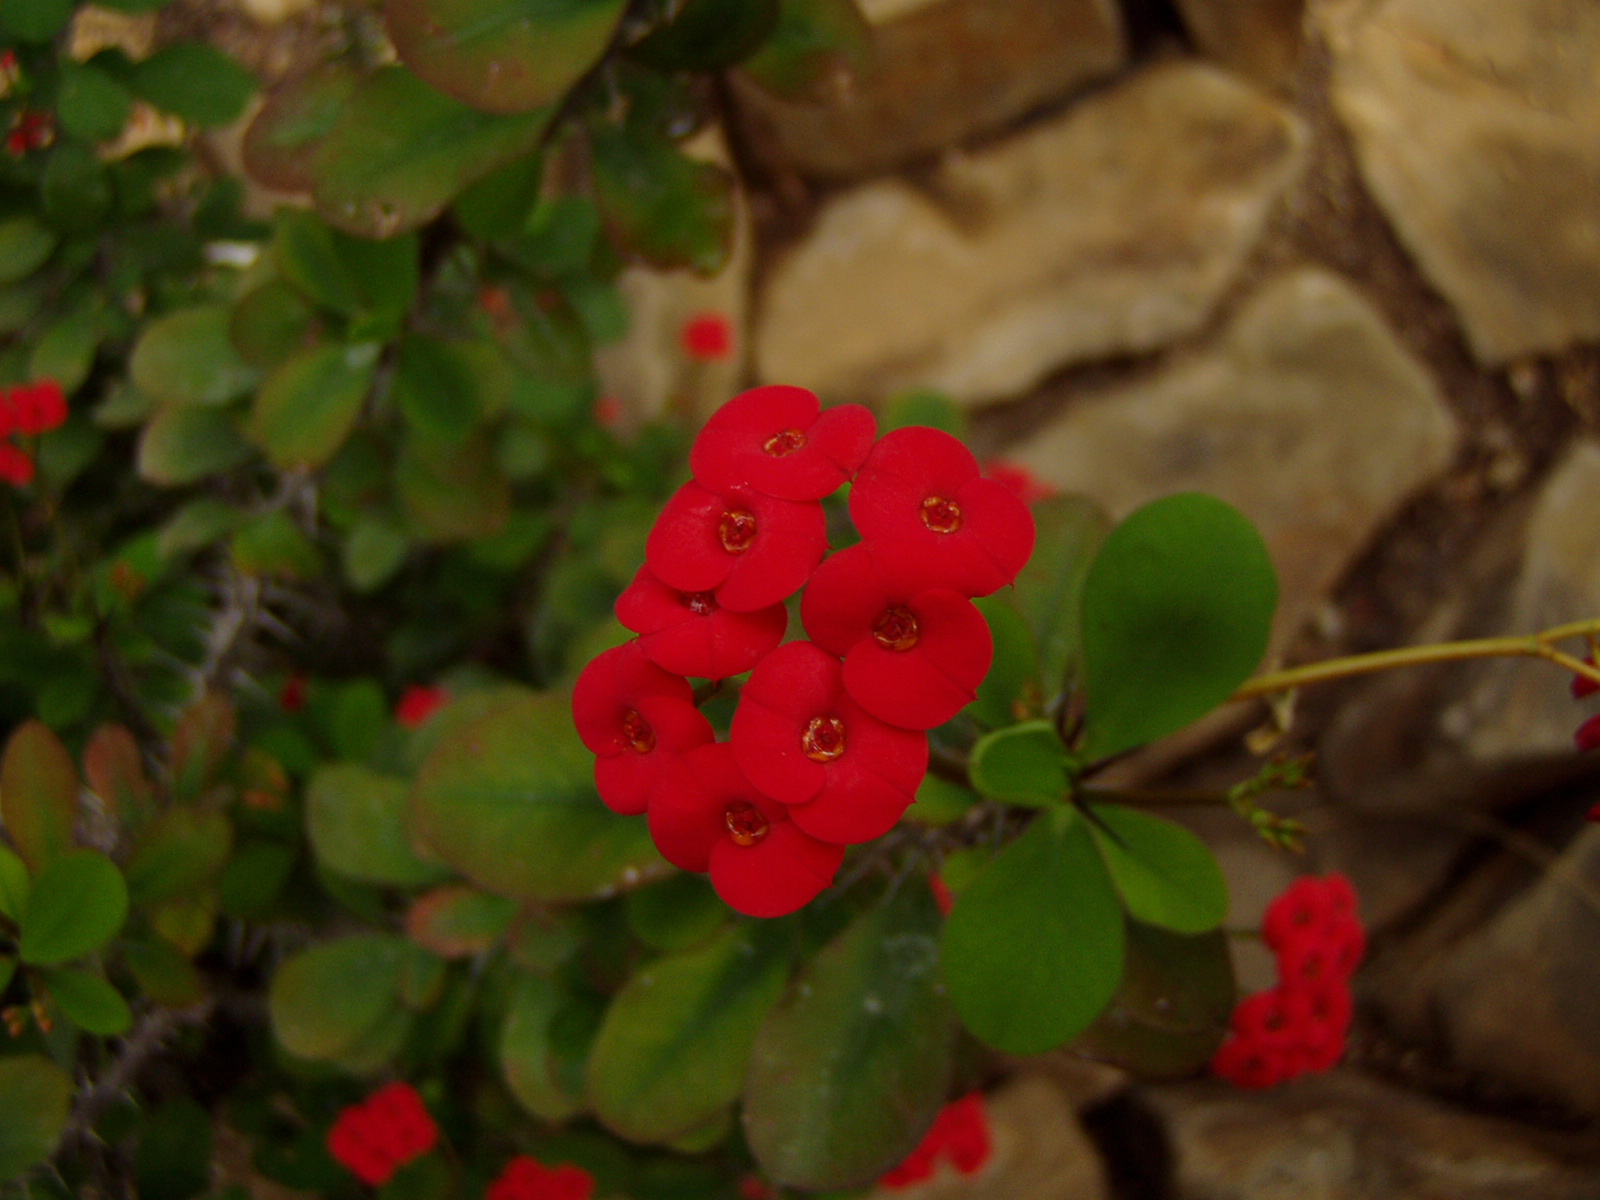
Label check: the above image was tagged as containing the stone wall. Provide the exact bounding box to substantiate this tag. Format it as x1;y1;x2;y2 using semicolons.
600;0;1600;1193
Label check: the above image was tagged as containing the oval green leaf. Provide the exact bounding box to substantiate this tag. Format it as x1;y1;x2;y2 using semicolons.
136;405;256;486
124;807;234;907
968;720;1069;808
0;214;57;284
1079;493;1277;760
1013;493;1113;697
744;884;956;1191
500;972;587;1122
0;1056;73;1180
386;0;628;114
941;809;1124;1054
0;841;30;921
130;42;257;128
587;921;793;1144
248;340;379;470
19;849;129;966
268;933;409;1061
308;763;453;887
131;307;261;407
628;0;781;71
405;884;517;957
1087;803;1228;934
410;691;667;902
41;966;134;1036
1;719;79;873
242;64;361;193
589;119;735;276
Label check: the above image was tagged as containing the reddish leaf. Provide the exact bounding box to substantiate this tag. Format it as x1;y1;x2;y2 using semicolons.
405;885;518;958
82;724;154;826
0;721;79;873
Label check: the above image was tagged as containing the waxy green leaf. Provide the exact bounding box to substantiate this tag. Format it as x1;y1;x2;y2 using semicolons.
131;42;257;127
942;808;1124;1054
248;341;379;470
131;307;261;408
124;808;234;906
629;0;781;71
1088;804;1228;934
242;65;361;193
269;933;413;1061
501;972;590;1121
590;119;735;275
0;1056;73;1180
42;966;133;1035
387;0;629;114
587;921;793;1143
136;406;256;486
19;850;129;966
968;720;1070;808
0;215;58;284
745;884;955;1190
309;765;453;887
1012;493;1111;697
738;0;872;101
406;885;517;957
1080;493;1276;760
0;842;31;922
1;720;78;873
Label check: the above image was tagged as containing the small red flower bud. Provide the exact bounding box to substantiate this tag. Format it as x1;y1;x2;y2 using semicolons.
681;311;735;361
0;443;35;487
280;672;309;713
8;380;65;434
395;684;449;727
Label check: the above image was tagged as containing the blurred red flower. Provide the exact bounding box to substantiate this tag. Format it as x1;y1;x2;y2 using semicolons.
680;310;734;361
326;1081;438;1187
690;384;876;501
0;443;34;487
880;1093;993;1189
9;380;66;435
983;459;1054;506
395;684;449;728
487;1155;595;1200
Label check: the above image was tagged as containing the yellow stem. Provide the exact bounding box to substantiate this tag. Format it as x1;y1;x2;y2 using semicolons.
1233;618;1600;701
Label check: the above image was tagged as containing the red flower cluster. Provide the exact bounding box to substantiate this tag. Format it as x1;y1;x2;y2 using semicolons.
0;379;67;486
680;311;734;361
1212;874;1365;1089
486;1155;594;1200
6;108;51;157
325;1081;439;1187
573;386;1035;917
396;684;450;727
879;1093;993;1189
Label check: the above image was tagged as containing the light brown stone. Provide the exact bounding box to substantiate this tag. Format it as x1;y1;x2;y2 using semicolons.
1006;269;1459;652
756;62;1307;408
1322;0;1600;362
1175;0;1306;89
730;0;1124;181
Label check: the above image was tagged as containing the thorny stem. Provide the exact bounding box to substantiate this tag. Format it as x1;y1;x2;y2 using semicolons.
1233;618;1600;701
60;1001;216;1148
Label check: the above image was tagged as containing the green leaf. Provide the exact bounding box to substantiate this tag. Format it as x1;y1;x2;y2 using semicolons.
307;763;453;887
624;872;728;954
738;0;872;101
453;151;543;241
500;972;589;1121
969;595;1038;728
41;966;133;1035
0;1056;73;1180
744;885;956;1190
57;60;134;143
158;498;242;560
218;842;296;923
268;933;411;1061
122;938;207;1008
0;0;70;40
590;119;735;275
0;215;57;284
405;884;516;957
232;511;323;578
171;691;236;805
131;306;261;408
134;1097;213;1200
395;431;511;542
310;65;554;238
393;335;480;442
629;0;781;71
131;42;257;127
19;849;129;966
1088;804;1229;934
343;515;410;592
941;809;1124;1054
968;720;1069;808
410;691;667;902
137;405;256;485
248;341;379;470
1013;494;1111;697
27;309;99;397
1080;493;1276;760
41;141;113;232
273;209;420;321
1073;920;1234;1079
229;279;318;370
903;774;978;826
587;921;794;1144
0;842;30;921
124;808;234;907
386;0;629;114
242;64;361;193
1;720;78;873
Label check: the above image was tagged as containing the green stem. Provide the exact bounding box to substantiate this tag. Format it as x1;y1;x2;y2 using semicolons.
1233;618;1600;700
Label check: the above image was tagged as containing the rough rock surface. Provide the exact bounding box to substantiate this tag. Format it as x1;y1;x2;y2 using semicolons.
1175;0;1306;89
1321;0;1600;363
756;62;1307;407
1005;268;1459;649
1143;1070;1600;1198
729;0;1124;181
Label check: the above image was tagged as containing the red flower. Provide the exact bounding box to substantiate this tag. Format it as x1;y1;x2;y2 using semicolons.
1578;711;1600;753
615;563;786;680
280;672;309;713
879;1093;993;1190
487;1156;595;1200
1210;1033;1291;1090
801;542;993;730
9;380;66;435
730;641;928;845
6;109;52;157
644;480;826;613
849;426;1035;597
326;1081;438;1187
648;742;845;918
395;684;449;728
1571;654;1599;699
1263;874;1365;981
571;641;713;814
0;443;34;487
930;874;954;917
680;311;734;361
984;459;1054;506
689;384;876;502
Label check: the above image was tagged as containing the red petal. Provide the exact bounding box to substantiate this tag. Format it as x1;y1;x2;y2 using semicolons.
647;745;744;870
840;589;993;730
693;385;875;501
786;699;927;844
646;481;742;593
0;442;35;486
641;604;787;680
800;543;895;656
731;642;842;805
708;819;845;917
715;492;827;612
570;642;697;756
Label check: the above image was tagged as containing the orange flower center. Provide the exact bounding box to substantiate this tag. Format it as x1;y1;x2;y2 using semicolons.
724;801;770;846
873;606;920;651
763;428;807;457
621;709;655;754
719;510;758;553
802;716;846;762
921;495;963;533
685;591;716;616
